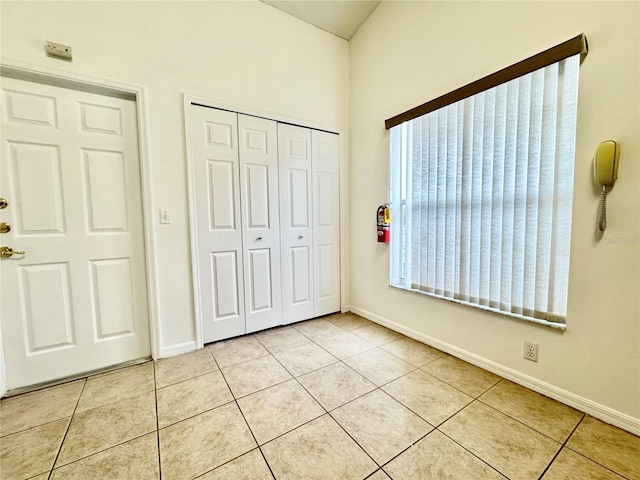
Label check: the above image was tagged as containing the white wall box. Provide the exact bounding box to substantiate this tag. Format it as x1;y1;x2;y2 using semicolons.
189;104;340;344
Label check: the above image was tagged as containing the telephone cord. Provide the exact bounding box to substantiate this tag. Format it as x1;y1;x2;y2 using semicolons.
598;187;607;232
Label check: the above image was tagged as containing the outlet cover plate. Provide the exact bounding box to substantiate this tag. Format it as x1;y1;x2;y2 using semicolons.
524;341;538;362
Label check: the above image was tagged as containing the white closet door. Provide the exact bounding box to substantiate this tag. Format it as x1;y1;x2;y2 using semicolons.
312;131;340;315
278;124;314;323
238;114;281;333
0;78;150;389
191;106;245;343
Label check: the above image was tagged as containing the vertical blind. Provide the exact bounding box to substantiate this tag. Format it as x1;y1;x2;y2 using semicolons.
389;54;580;324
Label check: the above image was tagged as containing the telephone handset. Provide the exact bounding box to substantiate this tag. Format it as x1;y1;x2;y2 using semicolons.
593;140;620;232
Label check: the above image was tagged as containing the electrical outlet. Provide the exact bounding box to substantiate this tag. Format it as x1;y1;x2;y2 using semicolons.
523;341;538;362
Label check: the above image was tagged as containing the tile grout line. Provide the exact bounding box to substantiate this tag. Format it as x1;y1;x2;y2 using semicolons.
435;427;509;479
44;365;159;477
431;400;510;479
202;349;279;480
536;413;586;479
417;362;497;398
169;330;388;479
256;447;278;480
562;445;632;480
155;364;220;391
316;345;470;478
474;393;577;445
46;378;87;480
287;367;383;475
250;324;475;476
266;339;384;475
534;414;629;480
45;361;157;418
269;333;405;474
359;387;514;478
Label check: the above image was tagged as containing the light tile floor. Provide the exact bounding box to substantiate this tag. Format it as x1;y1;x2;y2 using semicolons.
1;313;639;480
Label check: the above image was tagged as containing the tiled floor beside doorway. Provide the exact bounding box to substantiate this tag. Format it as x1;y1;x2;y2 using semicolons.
1;313;639;479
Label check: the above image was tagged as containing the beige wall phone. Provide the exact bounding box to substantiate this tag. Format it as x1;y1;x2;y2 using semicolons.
593;140;621;232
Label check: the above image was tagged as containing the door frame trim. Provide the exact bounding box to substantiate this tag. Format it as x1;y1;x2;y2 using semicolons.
0;58;162;369
183;93;341;349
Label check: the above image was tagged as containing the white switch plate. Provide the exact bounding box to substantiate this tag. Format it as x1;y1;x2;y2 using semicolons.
160;209;171;224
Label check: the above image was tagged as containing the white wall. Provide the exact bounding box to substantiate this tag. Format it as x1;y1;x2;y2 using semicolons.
349;1;639;424
0;1;349;358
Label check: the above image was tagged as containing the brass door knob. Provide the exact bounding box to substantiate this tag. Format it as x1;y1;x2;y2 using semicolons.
0;223;11;234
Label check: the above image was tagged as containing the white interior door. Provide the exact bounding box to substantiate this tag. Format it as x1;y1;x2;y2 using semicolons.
278;124;314;324
238;114;281;333
312;130;340;315
191;106;245;343
0;77;150;389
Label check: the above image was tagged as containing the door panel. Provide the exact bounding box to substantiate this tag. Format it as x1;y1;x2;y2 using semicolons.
78;102;122;135
208;159;236;230
211;251;241;320
191;106;244;342
238;114;281;333
9;142;65;234
290;246;311;304
90;258;135;339
3;89;58;127
0;77;150;389
247;248;272;311
19;262;75;352
312;131;340;315
246;164;269;228
279;124;314;323
315;244;334;298
83;149;128;231
289;169;310;228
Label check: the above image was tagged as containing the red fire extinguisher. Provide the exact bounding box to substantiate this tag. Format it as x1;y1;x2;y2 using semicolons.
377;204;390;243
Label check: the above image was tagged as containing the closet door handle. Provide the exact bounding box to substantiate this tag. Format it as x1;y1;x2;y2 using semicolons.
298;235;304;240
256;237;263;241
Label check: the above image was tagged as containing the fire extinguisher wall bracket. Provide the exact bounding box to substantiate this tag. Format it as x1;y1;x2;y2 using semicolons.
377;204;390;243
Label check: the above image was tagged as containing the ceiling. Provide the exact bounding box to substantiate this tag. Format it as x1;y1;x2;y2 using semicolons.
260;0;381;40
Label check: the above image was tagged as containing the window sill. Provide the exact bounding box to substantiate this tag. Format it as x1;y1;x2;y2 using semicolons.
389;284;567;331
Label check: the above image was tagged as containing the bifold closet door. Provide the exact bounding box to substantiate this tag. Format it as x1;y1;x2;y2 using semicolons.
191;106;245;343
238;114;282;333
312;131;340;316
278;124;314;323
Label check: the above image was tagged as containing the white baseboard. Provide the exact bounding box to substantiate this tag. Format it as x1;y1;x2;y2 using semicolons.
160;341;197;358
347;305;640;436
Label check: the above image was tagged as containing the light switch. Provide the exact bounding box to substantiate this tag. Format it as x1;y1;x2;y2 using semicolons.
160;209;171;224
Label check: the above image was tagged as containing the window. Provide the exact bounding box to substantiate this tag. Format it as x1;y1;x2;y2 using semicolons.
388;38;585;327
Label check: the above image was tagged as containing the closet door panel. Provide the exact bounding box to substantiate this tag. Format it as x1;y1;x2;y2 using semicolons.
239;114;281;333
192;106;245;343
211;251;242;318
290;246;311;304
279;124;314;323
312;131;340;315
